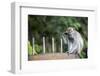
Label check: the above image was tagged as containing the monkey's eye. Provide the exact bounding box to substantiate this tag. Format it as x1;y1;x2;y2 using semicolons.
64;32;68;35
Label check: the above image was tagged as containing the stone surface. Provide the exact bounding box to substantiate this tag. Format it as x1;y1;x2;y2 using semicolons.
28;53;80;61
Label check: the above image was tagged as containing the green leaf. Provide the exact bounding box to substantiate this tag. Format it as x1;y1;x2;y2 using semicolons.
28;41;33;56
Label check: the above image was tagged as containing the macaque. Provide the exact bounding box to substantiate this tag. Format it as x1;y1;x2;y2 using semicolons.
62;27;84;55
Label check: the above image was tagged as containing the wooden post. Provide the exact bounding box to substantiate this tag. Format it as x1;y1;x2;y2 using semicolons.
32;37;35;55
43;37;46;54
60;38;63;53
52;37;55;53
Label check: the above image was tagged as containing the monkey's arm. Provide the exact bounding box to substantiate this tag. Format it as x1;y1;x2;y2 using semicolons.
68;41;77;54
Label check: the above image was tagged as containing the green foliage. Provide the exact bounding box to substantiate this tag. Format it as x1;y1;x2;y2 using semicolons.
28;41;33;56
34;44;42;54
28;41;42;55
79;50;87;58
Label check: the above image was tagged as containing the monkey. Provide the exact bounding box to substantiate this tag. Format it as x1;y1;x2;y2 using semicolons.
62;27;84;57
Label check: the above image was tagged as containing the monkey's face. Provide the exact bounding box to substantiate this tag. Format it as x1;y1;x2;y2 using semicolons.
64;27;74;37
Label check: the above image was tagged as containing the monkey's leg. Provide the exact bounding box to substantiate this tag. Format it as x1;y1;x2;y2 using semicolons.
68;43;77;54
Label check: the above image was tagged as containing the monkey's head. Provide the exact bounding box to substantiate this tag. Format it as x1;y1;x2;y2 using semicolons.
63;27;76;43
64;27;75;37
